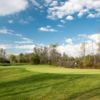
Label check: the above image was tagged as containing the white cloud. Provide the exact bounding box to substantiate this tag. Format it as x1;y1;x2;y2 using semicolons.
8;20;13;24
66;15;74;21
19;19;29;24
65;38;73;44
57;42;98;57
0;28;34;54
0;28;24;38
0;43;35;54
0;28;13;35
45;0;53;4
78;9;88;17
31;0;40;7
50;1;58;7
57;24;63;28
0;0;28;16
47;0;100;20
15;44;35;50
15;34;23;37
0;44;8;49
57;44;81;57
0;28;34;45
57;33;100;57
79;33;100;43
14;33;34;44
87;13;96;18
60;20;66;24
32;0;57;8
19;16;34;24
88;33;100;43
39;26;57;32
16;37;34;44
15;37;33;44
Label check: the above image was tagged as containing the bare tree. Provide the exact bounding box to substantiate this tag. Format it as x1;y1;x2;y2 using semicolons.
80;42;86;57
0;48;6;63
97;42;100;55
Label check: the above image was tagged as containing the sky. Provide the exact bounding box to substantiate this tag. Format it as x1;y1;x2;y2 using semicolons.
0;0;100;57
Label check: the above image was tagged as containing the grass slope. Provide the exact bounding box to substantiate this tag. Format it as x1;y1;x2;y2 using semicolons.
0;65;100;100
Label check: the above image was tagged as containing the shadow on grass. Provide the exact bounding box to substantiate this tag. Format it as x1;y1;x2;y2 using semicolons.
67;87;100;100
0;73;85;98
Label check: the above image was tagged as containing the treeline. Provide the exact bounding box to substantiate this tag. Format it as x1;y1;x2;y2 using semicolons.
0;45;100;69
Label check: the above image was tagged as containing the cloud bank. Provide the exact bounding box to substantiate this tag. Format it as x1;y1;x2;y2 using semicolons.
47;0;100;20
57;33;100;57
0;0;100;20
0;0;28;16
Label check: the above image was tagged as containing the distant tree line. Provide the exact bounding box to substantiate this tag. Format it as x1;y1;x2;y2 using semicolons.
0;44;100;68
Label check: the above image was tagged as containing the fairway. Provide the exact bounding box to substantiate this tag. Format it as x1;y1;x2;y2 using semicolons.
0;65;100;100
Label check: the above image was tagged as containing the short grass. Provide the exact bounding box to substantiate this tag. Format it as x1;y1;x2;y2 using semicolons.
0;65;100;100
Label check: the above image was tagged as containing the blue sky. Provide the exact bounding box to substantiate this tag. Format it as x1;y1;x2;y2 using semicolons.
0;0;100;56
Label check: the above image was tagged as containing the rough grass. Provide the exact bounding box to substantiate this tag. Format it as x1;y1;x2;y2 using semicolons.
0;65;100;100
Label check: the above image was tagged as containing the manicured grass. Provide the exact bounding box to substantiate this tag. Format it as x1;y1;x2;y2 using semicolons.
0;65;100;100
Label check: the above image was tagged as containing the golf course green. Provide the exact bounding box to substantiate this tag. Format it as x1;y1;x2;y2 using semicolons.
0;65;100;100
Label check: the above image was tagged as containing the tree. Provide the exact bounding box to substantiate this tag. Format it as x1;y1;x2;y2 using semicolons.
80;43;89;67
9;55;17;64
33;54;40;64
82;55;90;68
17;53;25;63
30;47;41;64
0;48;6;63
48;44;61;65
80;42;86;57
97;42;100;55
39;47;49;64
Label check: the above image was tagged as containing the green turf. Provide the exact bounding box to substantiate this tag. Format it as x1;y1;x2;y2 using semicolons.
0;65;100;100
